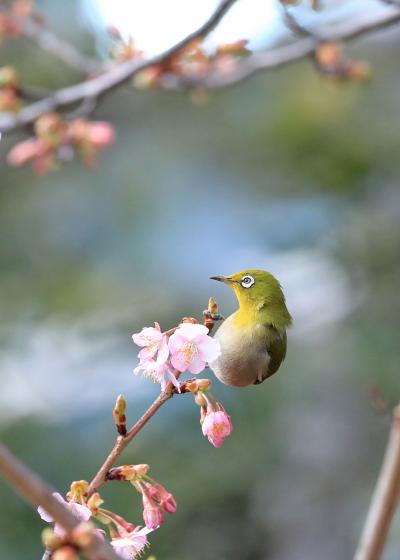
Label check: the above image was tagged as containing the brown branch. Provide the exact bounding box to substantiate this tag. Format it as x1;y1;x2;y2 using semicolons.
87;376;180;496
88;307;221;496
0;0;238;134
354;403;400;560
169;5;400;91
1;3;400;135
0;443;122;560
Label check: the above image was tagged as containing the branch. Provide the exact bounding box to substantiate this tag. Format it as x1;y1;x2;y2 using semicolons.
171;5;400;90
0;0;238;134
88;308;222;496
18;15;102;75
354;403;400;560
87;374;181;496
0;443;122;560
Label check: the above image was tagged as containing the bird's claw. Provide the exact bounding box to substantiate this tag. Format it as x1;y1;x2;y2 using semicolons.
203;310;224;321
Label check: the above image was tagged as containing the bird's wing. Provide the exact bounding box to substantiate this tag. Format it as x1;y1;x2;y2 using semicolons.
266;330;287;378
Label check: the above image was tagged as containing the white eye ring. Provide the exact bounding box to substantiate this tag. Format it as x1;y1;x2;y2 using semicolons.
241;275;255;288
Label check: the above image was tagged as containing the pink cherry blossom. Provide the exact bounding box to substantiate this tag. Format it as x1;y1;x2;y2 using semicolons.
132;324;169;363
134;358;179;391
168;323;220;374
111;527;151;560
201;409;233;448
37;492;91;537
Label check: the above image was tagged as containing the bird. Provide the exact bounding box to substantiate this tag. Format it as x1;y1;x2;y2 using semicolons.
208;269;292;387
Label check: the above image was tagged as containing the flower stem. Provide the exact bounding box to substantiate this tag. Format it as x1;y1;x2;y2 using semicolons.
87;373;181;497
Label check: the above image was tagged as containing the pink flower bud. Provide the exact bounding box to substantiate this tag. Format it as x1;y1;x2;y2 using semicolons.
160;491;177;514
52;546;78;560
142;495;164;530
86;122;115;149
145;483;177;514
201;409;233;448
7;138;46;167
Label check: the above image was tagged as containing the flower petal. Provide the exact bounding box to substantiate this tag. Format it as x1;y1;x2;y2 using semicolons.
157;336;169;363
167;332;184;354
175;323;208;340
196;336;221;362
187;355;206;374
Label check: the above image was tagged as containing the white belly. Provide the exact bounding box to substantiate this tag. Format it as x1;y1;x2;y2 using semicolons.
209;316;270;387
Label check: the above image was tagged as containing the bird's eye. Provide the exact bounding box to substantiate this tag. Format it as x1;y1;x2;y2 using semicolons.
241;275;255;288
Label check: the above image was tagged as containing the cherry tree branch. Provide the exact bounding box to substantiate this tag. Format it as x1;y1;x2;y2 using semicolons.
88;309;221;496
2;3;400;135
0;443;122;560
0;0;238;134
18;15;102;75
87;373;181;496
354;403;400;560
166;5;400;91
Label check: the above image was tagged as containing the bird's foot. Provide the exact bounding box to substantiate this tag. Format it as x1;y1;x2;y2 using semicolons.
203;310;224;321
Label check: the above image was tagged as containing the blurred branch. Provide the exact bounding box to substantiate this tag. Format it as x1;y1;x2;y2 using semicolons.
1;3;399;137
18;15;102;75
0;0;238;134
169;5;400;90
354;403;400;560
0;443;122;560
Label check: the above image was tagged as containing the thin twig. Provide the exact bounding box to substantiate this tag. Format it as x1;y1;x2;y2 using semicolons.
88;311;221;497
0;443;122;560
171;5;400;90
16;15;102;75
87;375;180;496
0;0;238;134
354;403;400;560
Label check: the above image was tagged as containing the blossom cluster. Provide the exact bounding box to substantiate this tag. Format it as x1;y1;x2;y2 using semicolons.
38;469;174;560
132;320;220;390
37;302;233;558
131;38;250;90
132;312;233;449
0;0;32;42
0;66;21;113
315;42;371;82
7;113;115;174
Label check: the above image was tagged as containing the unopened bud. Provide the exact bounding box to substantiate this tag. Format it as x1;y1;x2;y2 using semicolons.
52;546;78;560
185;379;212;393
41;528;61;551
346;61;371;82
113;394;127;436
208;297;218;316
71;521;96;548
107;463;149;481
34;113;65;146
0;66;18;88
132;65;162;89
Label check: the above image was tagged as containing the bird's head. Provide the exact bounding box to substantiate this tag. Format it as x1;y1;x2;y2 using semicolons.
210;269;292;329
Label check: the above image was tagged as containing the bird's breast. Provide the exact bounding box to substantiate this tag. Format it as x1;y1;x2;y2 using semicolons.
209;315;270;387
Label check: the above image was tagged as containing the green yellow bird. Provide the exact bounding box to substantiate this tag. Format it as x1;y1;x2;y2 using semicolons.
209;269;292;387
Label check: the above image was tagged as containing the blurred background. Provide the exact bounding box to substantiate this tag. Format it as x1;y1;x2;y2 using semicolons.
0;0;399;558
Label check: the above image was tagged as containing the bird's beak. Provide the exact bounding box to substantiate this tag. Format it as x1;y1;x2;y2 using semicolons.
210;275;234;284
